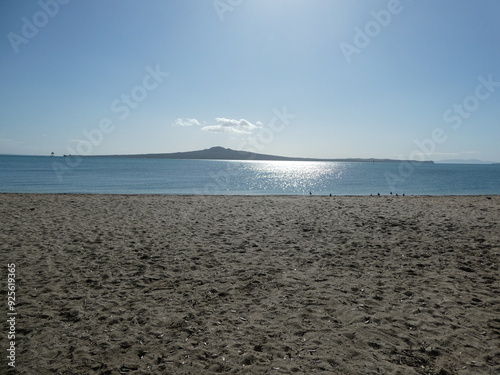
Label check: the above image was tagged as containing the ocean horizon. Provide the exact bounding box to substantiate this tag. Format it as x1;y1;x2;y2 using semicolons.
0;155;499;196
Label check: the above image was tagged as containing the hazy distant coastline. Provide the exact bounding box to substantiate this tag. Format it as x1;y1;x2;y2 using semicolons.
87;146;435;164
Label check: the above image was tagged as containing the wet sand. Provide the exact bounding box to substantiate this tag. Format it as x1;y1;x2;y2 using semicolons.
1;194;499;374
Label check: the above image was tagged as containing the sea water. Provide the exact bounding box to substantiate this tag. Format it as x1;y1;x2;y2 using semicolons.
0;155;499;195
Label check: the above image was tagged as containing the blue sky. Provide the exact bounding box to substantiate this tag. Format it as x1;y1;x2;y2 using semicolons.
1;0;499;161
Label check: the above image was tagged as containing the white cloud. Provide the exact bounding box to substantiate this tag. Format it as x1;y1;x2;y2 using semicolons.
173;118;201;127
202;118;260;134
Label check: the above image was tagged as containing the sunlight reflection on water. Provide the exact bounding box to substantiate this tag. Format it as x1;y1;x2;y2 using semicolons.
238;161;346;193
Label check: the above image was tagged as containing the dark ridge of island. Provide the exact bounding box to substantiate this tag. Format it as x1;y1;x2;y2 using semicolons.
89;146;434;163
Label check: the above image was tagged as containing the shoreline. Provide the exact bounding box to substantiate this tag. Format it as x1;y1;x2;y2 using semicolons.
1;194;499;374
1;192;500;197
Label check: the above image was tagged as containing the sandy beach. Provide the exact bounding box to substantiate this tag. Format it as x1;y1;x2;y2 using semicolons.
1;194;499;374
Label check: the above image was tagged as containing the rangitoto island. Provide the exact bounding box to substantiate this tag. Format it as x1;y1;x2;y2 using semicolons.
90;146;435;163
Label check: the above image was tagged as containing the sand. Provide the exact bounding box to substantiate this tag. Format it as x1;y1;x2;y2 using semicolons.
0;194;499;374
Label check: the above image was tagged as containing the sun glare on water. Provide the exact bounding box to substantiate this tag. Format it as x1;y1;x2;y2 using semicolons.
242;161;346;193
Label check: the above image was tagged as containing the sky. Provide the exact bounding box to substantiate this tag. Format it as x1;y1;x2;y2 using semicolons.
1;0;499;162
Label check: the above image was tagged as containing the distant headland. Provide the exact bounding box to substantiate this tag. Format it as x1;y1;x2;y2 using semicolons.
89;146;434;164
